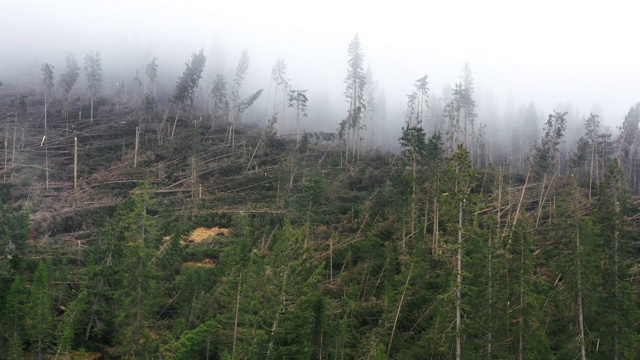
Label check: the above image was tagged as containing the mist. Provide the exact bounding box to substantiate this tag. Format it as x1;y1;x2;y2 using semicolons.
2;0;639;150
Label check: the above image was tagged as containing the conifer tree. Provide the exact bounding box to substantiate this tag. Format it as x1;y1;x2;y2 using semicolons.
615;103;640;191
59;52;80;122
211;74;228;129
340;34;366;163
288;88;308;145
270;58;288;134
83;51;102;122
443;83;463;151
114;181;161;357
164;49;206;141
544;178;599;359
593;163;640;358
28;260;54;359
532;110;568;178
228;49;251;146
145;57;158;97
2;275;28;360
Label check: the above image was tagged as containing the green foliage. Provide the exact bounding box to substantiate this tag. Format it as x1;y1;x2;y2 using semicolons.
591;163;640;357
399;126;427;162
0;200;30;281
41;63;55;95
532;110;568;178
28;260;55;358
113;180;161;357
173;49;206;108
2;275;28;359
145;57;158;84
59;52;80;97
231;89;263;115
341;33;366;150
83;50;102;97
211;74;228;125
233;49;250;99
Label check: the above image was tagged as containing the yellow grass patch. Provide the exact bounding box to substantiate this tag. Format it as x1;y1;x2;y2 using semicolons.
184;227;230;244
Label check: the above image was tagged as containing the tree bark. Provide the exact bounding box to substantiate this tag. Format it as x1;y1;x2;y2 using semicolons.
456;199;463;360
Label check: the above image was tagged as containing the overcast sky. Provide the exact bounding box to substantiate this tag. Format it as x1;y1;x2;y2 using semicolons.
2;0;640;129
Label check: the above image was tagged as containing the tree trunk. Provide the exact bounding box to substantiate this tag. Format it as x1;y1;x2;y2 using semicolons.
44;91;49;190
232;271;242;360
170;109;180;140
388;262;413;357
613;181;620;360
576;225;587;360
134;126;139;168
74;137;78;192
432;197;439;255
456;200;463;360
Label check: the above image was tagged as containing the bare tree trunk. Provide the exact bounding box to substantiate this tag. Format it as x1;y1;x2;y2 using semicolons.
512;167;531;236
170;109;180;140
432;197;439;255
3;124;7;182
388;262;413;357
613;180;621;360
456;199;463;360
90;96;94;122
44;91;49;190
296;102;301;145
11;124;16;166
411;155;417;247
576;225;587;360
134;126;139;168
232;271;242;360
74;137;78;192
589;140;595;201
157;107;171;145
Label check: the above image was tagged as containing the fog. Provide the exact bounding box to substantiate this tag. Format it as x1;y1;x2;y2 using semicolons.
2;0;639;150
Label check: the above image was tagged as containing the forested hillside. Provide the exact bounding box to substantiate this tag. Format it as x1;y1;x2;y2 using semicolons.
1;37;640;359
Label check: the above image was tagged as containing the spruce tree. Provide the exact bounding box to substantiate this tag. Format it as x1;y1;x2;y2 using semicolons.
168;49;206;140
28;260;54;359
340;34;366;163
2;275;28;360
593;163;640;358
59;52;80;123
83;51;102;122
114;181;161;357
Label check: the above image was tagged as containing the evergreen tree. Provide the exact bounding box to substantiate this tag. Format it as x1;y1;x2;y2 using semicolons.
59;52;80;122
544;179;599;359
228;49;250;146
28;260;54;359
593;163;640;358
163;49;206;141
83;50;102;122
114;181;161;357
460;63;478;155
532;110;568;178
414;75;429;127
270;58;288;134
443;83;463;152
211;74;228;129
288;88;309;145
340;34;366;163
2;275;28;360
145;57;158;97
0;200;30;280
173;50;206;110
615;103;640;191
